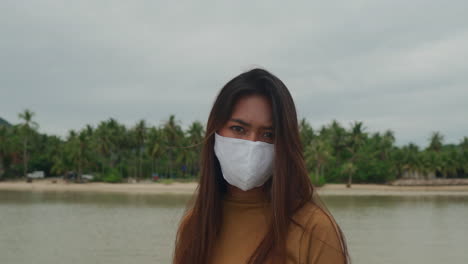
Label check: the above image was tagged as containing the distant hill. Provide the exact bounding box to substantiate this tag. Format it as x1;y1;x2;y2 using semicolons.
0;117;12;127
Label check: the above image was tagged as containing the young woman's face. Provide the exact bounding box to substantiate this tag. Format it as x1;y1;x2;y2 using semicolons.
218;94;275;144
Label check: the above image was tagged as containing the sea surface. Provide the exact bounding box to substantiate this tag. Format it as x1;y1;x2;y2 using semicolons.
0;190;467;264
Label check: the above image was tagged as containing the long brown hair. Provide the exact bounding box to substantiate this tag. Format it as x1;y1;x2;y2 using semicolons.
173;68;350;264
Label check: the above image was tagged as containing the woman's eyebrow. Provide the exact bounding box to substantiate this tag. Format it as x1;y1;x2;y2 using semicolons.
229;118;274;130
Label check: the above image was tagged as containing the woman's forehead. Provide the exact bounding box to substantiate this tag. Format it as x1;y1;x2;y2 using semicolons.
229;95;273;127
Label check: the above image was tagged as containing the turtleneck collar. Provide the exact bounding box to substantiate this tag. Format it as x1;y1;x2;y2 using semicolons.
223;185;269;205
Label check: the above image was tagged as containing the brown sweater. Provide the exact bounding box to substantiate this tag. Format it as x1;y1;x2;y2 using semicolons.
208;190;346;264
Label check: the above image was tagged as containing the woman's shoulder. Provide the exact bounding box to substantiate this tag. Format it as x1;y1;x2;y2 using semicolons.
292;201;344;254
292;201;328;229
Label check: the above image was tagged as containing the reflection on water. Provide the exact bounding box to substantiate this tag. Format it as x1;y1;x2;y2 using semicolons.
0;191;467;264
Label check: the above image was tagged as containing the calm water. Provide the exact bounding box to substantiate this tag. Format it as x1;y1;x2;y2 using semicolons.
0;191;467;264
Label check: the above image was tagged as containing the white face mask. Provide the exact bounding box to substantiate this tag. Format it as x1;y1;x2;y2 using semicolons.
214;132;275;191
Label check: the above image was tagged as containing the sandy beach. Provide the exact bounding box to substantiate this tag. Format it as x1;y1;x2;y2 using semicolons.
1;178;468;196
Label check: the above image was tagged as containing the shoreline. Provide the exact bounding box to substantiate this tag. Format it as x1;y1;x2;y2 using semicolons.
1;178;468;196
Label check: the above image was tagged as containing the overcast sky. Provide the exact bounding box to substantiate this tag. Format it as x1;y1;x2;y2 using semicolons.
1;0;467;147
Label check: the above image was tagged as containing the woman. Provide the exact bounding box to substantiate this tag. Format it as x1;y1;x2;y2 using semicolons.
173;68;350;264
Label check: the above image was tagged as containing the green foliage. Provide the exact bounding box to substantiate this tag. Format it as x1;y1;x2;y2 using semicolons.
103;174;123;183
97;168;123;183
309;172;326;187
1;110;468;184
354;157;396;183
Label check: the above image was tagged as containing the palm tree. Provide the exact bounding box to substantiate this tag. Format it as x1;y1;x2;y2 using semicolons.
342;161;357;188
18;109;39;180
365;130;396;178
400;143;421;178
114;123;131;179
176;137;192;178
381;130;396;160
441;147;459;178
133;120;147;182
82;124;97;172
419;150;440;179
299;118;315;149
66;130;80;177
427;131;444;152
106;118;124;169
305;138;333;184
344;121;367;188
460;137;468;150
187;121;205;177
147;127;164;177
323;120;348;158
162;115;183;178
425;131;445;177
0;126;11;179
95;121;111;173
51;153;67;176
459;137;468;175
95;119;124;173
347;121;367;150
76;128;93;182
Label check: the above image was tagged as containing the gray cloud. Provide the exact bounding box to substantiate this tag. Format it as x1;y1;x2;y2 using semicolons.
1;0;467;147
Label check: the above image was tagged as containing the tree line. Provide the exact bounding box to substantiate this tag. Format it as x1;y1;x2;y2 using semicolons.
0;109;467;185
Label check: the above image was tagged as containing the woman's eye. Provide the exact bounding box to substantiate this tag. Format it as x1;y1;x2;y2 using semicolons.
264;132;274;138
230;126;244;133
